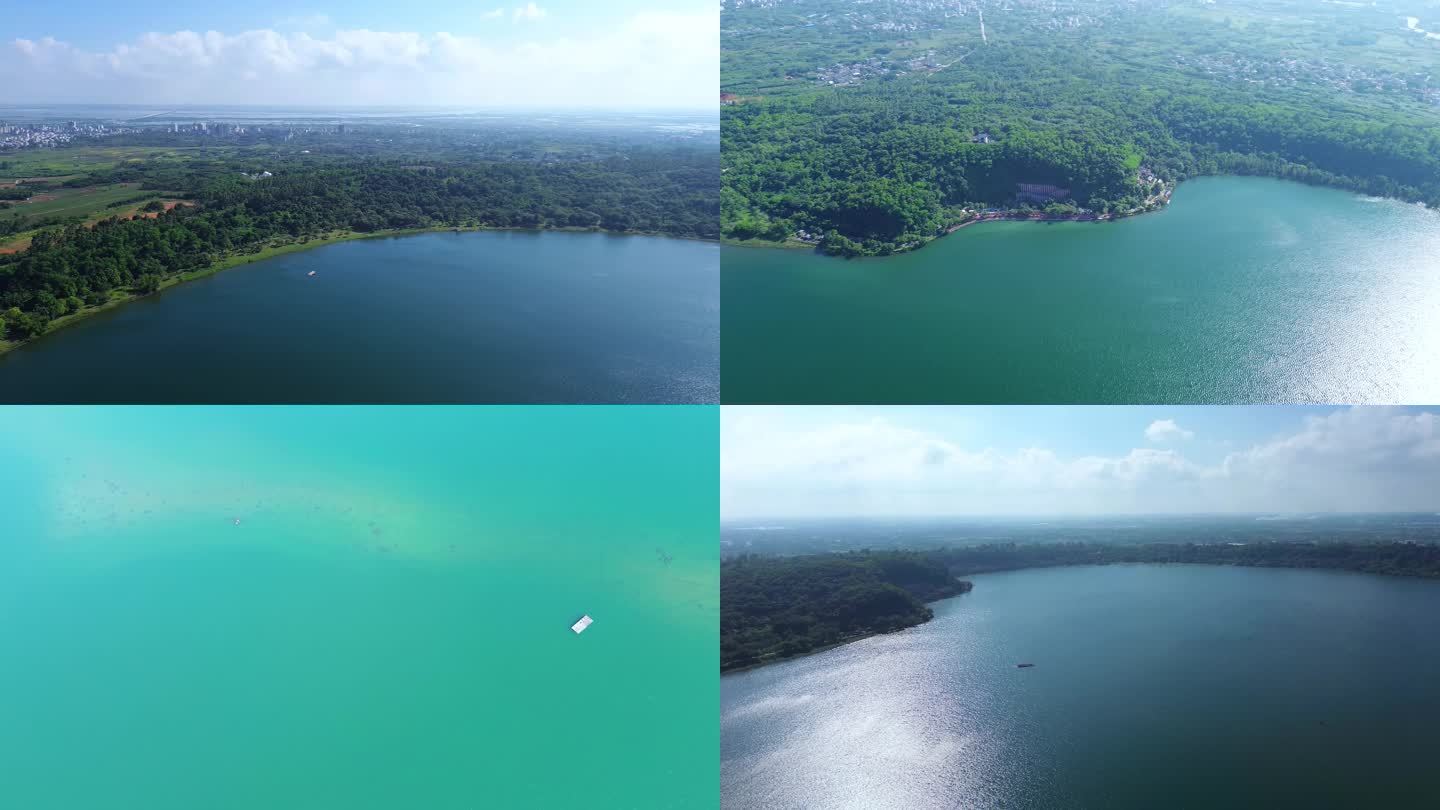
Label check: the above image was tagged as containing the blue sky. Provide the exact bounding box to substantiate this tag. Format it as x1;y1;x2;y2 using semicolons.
2;1;716;108
722;406;1440;517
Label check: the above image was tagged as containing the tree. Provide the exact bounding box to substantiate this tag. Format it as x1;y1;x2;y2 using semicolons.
2;307;47;340
134;274;162;295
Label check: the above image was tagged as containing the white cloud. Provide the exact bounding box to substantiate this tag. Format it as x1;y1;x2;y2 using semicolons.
513;3;547;21
2;10;716;108
721;407;1440;518
1145;419;1194;443
482;8;506;20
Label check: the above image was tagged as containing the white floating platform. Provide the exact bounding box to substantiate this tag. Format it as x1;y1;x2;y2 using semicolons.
571;615;594;634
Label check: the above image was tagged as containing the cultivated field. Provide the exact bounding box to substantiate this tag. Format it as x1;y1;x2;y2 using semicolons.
0;146;209;179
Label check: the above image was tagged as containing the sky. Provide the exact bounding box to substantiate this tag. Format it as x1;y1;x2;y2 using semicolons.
0;1;716;109
721;406;1440;518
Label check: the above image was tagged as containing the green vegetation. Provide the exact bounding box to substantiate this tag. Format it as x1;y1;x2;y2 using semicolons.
2;183;148;226
721;0;1440;255
1;136;717;347
720;551;972;671
721;541;1440;670
926;540;1440;580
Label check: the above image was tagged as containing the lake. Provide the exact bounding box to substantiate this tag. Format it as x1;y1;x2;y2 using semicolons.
722;177;1440;403
0;406;718;809
0;231;719;404
721;564;1440;809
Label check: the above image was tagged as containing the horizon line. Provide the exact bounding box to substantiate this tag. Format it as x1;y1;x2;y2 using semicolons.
722;511;1440;522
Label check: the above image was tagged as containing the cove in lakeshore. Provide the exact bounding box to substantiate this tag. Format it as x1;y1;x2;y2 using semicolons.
722;176;1440;404
0;230;719;404
0;406;718;809
721;564;1440;809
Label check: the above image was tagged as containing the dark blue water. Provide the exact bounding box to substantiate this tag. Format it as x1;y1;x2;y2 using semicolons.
722;564;1440;809
0;230;718;403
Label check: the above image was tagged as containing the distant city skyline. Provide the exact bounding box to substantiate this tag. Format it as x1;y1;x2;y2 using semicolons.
2;2;716;109
721;406;1440;518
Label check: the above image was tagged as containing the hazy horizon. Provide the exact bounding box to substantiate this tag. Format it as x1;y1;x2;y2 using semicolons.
722;511;1440;523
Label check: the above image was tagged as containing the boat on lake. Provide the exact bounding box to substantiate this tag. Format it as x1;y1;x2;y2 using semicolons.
571;614;594;634
1017;663;1035;668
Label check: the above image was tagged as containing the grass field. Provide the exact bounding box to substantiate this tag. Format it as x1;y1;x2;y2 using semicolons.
6;183;143;219
0;146;210;179
1;174;84;186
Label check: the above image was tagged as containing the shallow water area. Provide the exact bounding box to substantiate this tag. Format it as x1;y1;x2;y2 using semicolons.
1;406;719;809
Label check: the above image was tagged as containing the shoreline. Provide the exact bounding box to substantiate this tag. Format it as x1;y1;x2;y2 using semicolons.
718;204;1161;256
722;558;1440;675
720;171;1438;258
0;224;718;357
721;626;918;676
720;184;1174;256
721;581;970;675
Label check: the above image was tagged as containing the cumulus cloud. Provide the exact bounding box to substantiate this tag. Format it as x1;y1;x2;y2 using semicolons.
1;10;716;108
721;407;1440;518
1145;419;1194;443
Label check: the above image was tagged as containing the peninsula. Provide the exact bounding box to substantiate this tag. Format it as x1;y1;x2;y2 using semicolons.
722;541;1440;672
721;551;973;672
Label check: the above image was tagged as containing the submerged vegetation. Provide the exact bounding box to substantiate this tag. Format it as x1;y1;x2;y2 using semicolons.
722;541;1440;671
721;0;1440;255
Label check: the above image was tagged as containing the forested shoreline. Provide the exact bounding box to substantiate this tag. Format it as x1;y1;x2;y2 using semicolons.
2;151;718;345
722;542;1440;671
721;0;1440;257
721;551;972;671
722;82;1440;257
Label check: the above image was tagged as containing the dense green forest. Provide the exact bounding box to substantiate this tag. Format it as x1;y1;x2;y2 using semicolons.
721;551;972;671
721;0;1440;255
926;540;1440;579
0;146;717;341
723;541;1440;671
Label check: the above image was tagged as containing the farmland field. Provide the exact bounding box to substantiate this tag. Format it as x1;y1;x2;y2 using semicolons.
0;146;217;179
9;184;144;219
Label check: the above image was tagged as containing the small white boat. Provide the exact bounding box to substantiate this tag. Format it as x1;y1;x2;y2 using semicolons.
571;614;594;634
307;271;317;277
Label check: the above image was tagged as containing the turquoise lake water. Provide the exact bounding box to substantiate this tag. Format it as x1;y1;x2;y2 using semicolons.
722;177;1440;403
0;406;718;809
